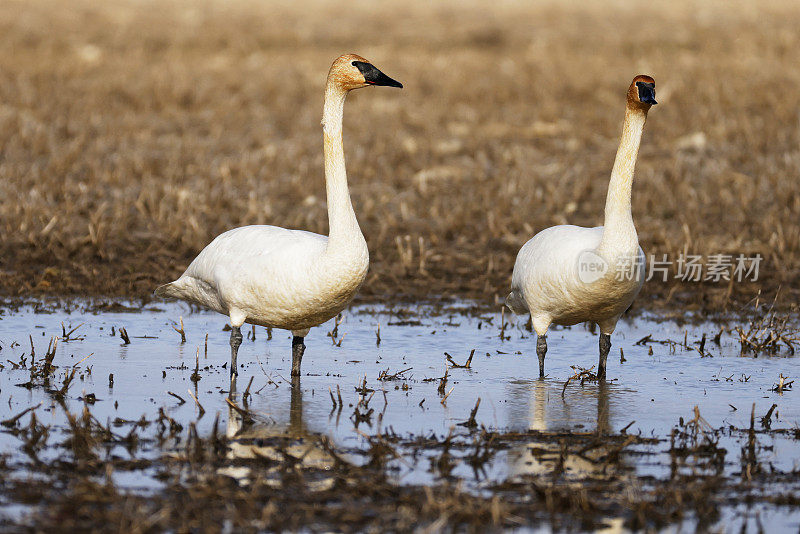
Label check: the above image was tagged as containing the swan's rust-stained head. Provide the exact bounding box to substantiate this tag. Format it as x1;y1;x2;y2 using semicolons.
327;54;403;91
627;75;657;110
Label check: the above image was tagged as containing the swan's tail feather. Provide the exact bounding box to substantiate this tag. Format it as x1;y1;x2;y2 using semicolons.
154;281;181;299
505;290;528;315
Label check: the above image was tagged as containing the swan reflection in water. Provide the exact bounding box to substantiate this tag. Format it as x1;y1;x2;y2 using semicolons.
506;379;631;533
506;379;628;478
219;375;340;487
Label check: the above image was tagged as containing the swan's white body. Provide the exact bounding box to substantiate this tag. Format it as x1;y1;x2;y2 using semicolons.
507;225;644;335
155;55;390;340
157;225;367;334
507;98;651;338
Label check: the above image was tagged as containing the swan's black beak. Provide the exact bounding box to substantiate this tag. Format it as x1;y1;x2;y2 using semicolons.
636;81;657;105
353;61;403;88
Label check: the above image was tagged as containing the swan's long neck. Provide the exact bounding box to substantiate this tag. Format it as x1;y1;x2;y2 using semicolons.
597;105;648;255
321;83;364;253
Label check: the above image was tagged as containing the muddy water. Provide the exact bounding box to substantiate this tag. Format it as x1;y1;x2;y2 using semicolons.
1;301;798;530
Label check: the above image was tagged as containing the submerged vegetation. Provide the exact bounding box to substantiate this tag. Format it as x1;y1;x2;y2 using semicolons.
734;297;799;355
0;301;798;531
0;387;798;531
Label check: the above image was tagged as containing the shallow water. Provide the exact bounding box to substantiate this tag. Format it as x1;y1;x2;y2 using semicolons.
0;301;798;530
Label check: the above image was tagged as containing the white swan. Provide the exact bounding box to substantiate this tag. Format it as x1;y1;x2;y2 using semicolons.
155;54;402;376
506;75;657;379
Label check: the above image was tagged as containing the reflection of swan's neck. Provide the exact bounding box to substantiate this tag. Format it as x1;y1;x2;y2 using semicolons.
530;380;548;431
226;406;240;439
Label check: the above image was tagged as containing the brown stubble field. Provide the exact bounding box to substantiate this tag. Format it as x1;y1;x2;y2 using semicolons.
0;0;799;312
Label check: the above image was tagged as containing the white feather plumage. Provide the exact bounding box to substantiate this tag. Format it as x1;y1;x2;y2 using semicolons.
507;75;657;377
157;225;367;334
155;54;402;376
508;225;644;335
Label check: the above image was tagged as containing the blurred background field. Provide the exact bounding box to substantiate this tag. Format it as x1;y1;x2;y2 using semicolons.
0;0;798;311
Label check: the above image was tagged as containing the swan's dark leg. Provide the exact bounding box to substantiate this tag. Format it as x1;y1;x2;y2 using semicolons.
598;333;611;379
291;336;305;377
229;326;243;377
536;335;547;378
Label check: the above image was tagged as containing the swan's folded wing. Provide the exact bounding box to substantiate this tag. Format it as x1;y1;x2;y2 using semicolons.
182;225;327;285
511;225;605;298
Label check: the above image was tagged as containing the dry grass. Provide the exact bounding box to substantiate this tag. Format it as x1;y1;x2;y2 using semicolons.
1;0;799;310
